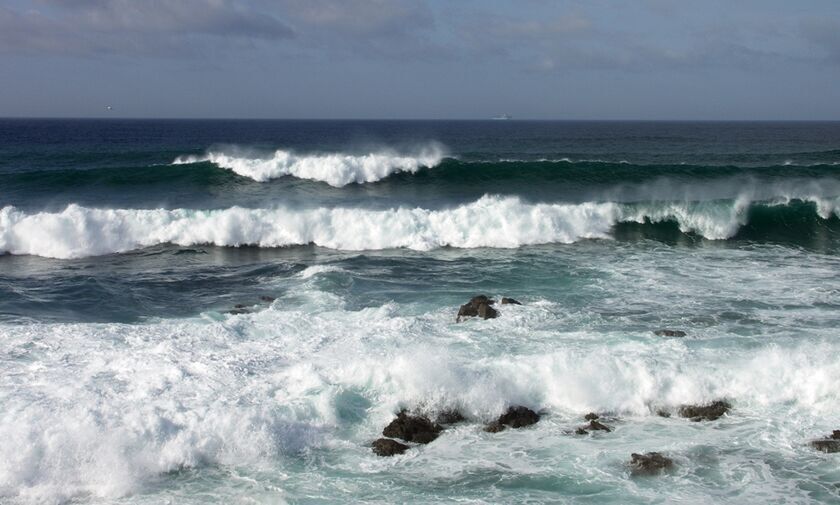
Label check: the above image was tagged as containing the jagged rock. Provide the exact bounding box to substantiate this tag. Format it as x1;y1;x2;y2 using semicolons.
371;438;409;456
382;411;442;444
435;410;466;425
501;297;522;305
484;406;540;432
810;431;840;453
678;400;731;421
584;412;599;421
456;295;497;322
654;329;686;337
629;452;674;475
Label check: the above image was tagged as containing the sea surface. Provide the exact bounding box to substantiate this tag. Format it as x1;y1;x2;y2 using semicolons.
1;119;840;504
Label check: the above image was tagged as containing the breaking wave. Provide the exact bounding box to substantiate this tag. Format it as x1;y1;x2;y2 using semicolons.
172;145;446;186
2;195;839;259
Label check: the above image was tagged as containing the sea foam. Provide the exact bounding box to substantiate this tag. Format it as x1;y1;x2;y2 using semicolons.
1;195;838;259
173;145;446;186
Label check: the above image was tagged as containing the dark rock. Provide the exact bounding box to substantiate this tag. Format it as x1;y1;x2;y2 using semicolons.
656;409;671;418
456;295;497;322
575;427;588;435
371;438;409;456
470;295;495;306
810;431;840;453
485;406;540;432
483;421;505;433
477;302;498;320
678;400;731;421
227;304;252;314
654;329;687;337
382;411;442;444
435;410;466;425
629;452;674;475
810;439;840;453
585;419;612;432
584;412;599;421
259;296;276;303
501;297;522;305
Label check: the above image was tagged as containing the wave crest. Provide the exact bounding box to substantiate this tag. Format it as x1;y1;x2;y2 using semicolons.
1;195;838;259
172;145;446;186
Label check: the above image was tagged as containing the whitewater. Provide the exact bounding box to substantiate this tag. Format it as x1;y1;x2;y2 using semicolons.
3;119;840;504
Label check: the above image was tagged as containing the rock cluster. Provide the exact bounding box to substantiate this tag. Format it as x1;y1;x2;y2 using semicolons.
456;295;523;322
484;406;541;433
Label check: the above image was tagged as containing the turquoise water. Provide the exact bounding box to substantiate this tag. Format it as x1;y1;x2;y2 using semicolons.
1;120;840;504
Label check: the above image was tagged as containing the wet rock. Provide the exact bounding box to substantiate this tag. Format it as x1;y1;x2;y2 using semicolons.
629;452;674;475
654;329;686;337
477;302;498;320
501;297;522;305
584;412;599;421
810;431;840;453
656;409;672;418
456;295;497;322
259;296;276;303
484;406;540;432
382;411;442;444
435;410;466;425
371;438;409;456
586;419;612;432
575;427;588;435
678;400;731;421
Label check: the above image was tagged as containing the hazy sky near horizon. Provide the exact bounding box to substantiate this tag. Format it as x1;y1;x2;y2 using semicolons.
2;0;840;119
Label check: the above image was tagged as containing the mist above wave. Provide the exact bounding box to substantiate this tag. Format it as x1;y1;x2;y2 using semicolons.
172;144;446;186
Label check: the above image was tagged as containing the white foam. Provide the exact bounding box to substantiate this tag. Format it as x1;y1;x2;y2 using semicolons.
2;195;838;259
173;145;446;186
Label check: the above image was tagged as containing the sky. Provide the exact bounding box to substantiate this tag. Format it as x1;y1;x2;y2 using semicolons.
1;0;840;119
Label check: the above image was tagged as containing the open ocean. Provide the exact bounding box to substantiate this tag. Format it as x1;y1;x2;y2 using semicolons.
1;119;840;504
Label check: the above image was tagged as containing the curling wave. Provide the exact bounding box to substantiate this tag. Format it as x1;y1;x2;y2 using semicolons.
2;195;839;259
172;145;446;186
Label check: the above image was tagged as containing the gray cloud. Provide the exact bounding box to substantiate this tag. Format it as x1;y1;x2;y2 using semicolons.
0;0;294;56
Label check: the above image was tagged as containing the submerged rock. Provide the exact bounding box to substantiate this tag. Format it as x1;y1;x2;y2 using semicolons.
810;431;840;453
484;406;540;432
629;452;674;475
259;296;276;303
382;411;442;444
501;297;522;305
654;329;687;337
435;410;467;425
227;303;252;315
372;438;409;457
678;400;731;421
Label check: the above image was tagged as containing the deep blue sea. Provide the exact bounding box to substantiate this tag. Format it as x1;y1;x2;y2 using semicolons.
1;119;840;504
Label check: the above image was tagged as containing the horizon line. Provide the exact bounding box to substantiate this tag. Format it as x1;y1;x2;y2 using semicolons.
2;116;840;122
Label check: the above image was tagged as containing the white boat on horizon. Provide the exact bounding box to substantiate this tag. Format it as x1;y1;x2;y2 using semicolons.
491;114;512;120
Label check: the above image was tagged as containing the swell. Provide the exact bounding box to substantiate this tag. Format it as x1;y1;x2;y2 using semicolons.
1;195;838;259
4;159;840;196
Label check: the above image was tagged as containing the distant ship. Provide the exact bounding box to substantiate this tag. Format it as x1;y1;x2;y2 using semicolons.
491;114;511;120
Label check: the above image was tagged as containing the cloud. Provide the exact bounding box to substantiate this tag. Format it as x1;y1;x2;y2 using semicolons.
801;17;840;64
0;0;294;56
